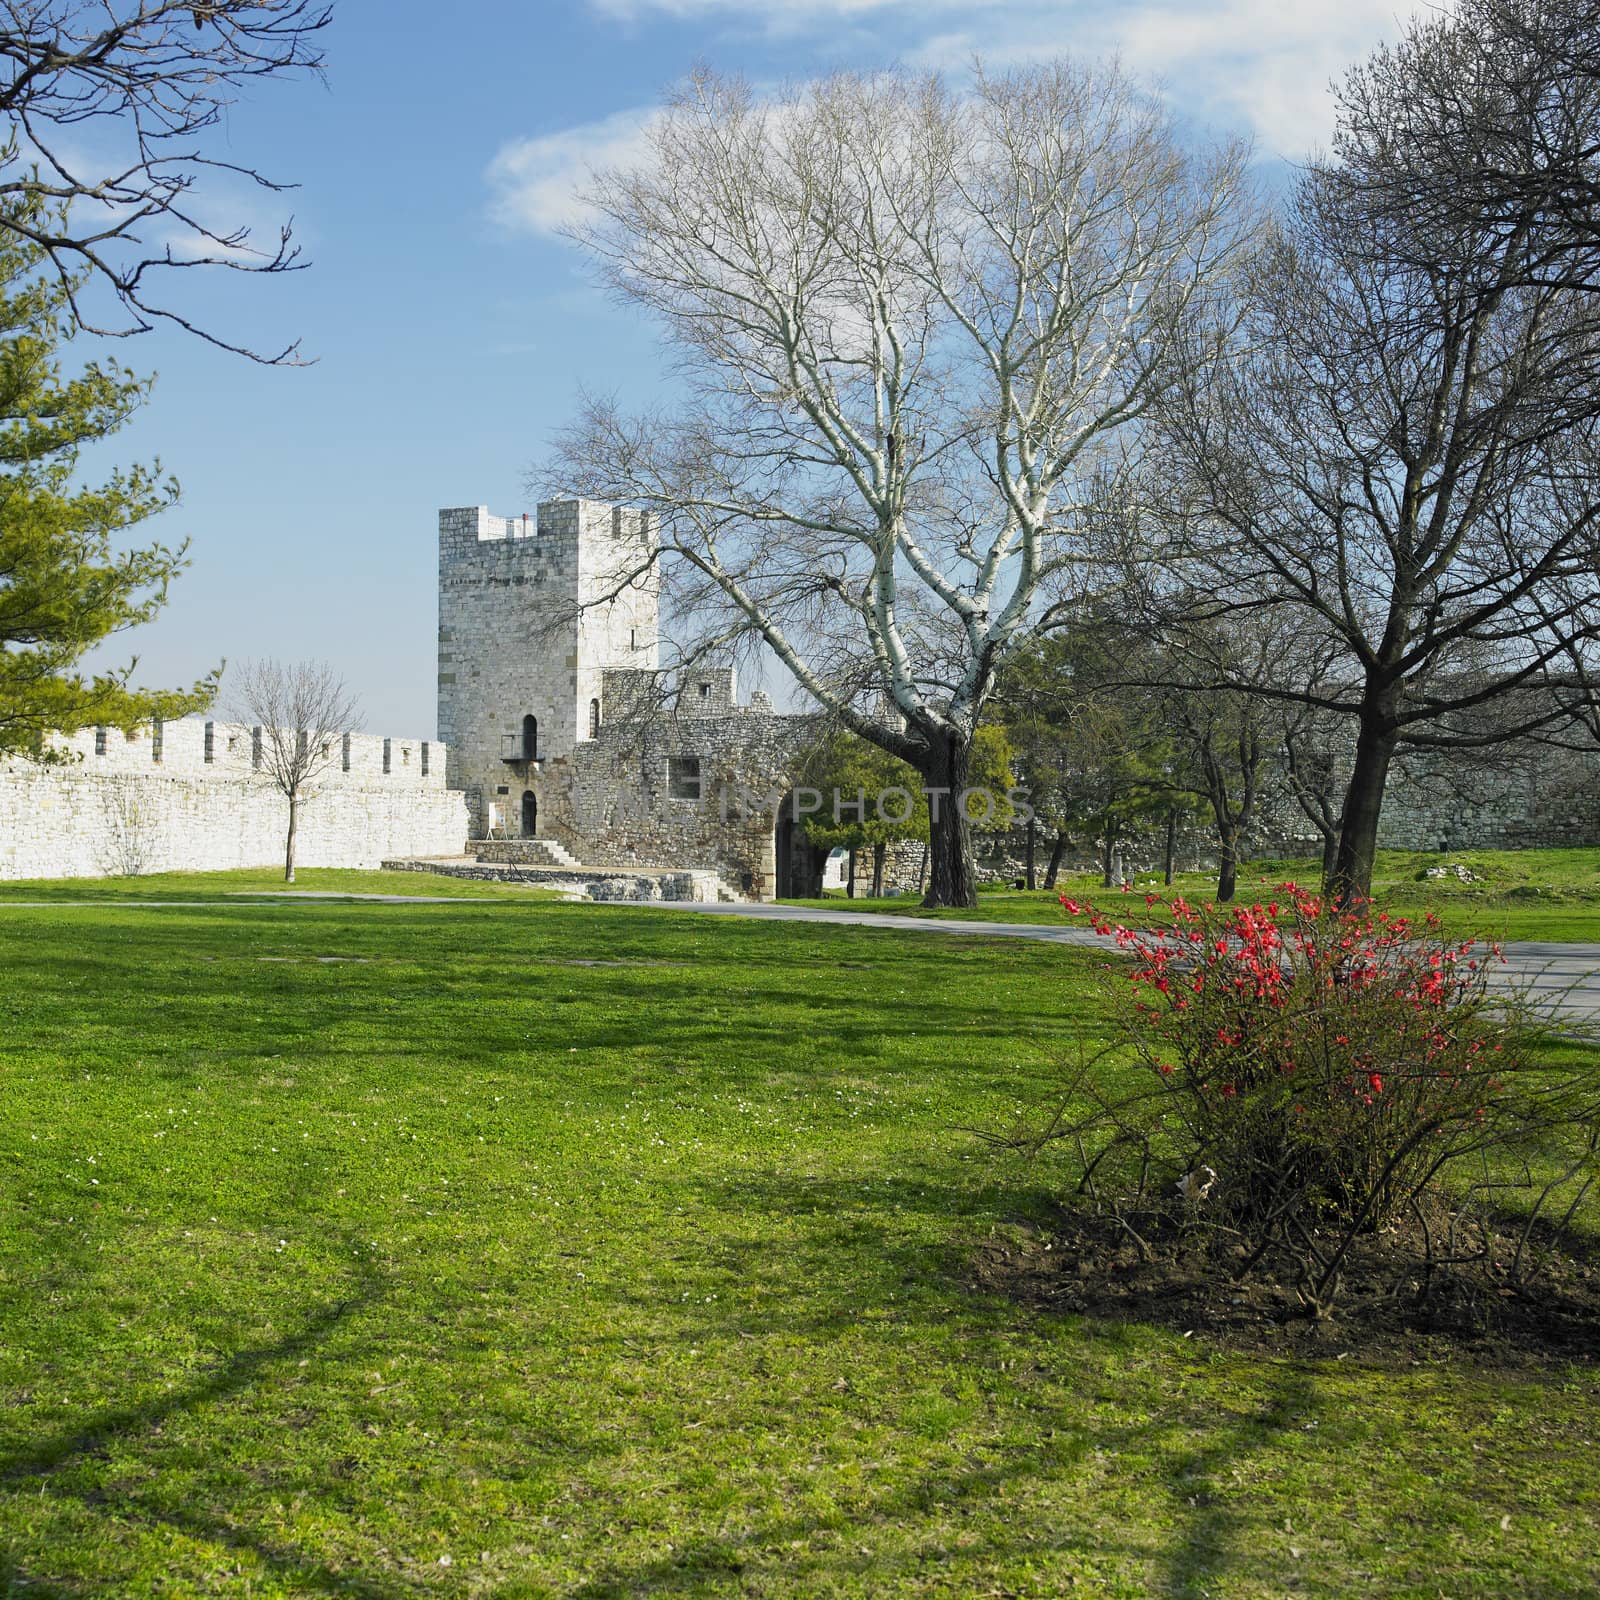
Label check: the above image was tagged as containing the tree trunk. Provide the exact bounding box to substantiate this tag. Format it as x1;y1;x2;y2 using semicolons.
872;842;886;898
1163;812;1176;886
919;730;977;909
1025;815;1037;890
846;848;857;899
1319;826;1339;893
1216;829;1238;903
1330;716;1399;906
1043;832;1067;889
1101;833;1115;888
284;791;299;884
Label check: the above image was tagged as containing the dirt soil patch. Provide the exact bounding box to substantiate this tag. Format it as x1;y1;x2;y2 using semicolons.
971;1204;1600;1367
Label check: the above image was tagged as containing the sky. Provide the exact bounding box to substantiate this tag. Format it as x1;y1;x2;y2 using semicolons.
80;0;1450;738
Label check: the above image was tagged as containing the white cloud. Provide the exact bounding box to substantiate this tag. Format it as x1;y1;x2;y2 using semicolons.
589;0;1455;155
497;0;1460;238
485;106;659;235
905;0;1458;157
590;0;936;17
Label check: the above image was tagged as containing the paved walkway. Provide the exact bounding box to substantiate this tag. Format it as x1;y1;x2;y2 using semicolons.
4;892;1599;1022
561;900;1600;1025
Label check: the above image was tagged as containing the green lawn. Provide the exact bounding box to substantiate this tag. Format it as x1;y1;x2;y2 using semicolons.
2;880;1598;1597
789;846;1600;943
0;865;565;904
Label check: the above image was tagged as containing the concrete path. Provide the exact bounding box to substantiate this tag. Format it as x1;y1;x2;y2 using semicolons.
592;900;1600;1025
3;891;1599;1023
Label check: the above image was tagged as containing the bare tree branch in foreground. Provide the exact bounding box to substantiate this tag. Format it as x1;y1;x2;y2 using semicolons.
0;0;331;361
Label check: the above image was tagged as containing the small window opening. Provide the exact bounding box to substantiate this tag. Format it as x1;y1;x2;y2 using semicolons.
94;727;107;756
341;733;352;772
251;727;263;771
203;722;215;763
383;737;392;775
421;741;430;776
588;698;601;738
668;755;702;801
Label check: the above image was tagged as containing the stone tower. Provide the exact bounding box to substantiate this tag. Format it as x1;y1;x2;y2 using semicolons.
436;500;657;836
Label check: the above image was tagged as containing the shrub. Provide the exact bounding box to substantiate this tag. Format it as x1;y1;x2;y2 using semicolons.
1033;885;1599;1313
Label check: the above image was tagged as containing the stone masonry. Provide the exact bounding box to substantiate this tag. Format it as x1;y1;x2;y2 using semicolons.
0;719;466;880
437;502;820;899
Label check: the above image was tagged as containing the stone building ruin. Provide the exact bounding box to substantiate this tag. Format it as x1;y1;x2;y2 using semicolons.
435;501;822;901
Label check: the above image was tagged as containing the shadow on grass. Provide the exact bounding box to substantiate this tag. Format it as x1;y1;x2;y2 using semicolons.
558;1362;1324;1599
0;1256;429;1600
0;905;1102;1085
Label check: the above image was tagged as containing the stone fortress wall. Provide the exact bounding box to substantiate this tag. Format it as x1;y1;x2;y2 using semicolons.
438;503;819;899
1374;744;1600;854
0;718;467;881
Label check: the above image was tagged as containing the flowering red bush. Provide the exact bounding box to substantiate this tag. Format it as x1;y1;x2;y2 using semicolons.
1046;883;1555;1308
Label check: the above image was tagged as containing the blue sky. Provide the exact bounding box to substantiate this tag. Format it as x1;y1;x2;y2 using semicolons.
87;0;1447;738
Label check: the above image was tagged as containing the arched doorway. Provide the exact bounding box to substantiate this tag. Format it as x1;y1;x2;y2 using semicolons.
521;790;538;838
521;714;538;761
775;804;794;898
588;697;601;738
773;791;824;898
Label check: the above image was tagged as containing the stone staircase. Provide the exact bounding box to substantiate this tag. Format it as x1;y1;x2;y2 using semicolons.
471;837;582;869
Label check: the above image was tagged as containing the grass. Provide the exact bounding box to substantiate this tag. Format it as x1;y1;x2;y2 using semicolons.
2;878;1598;1596
787;846;1600;943
0;866;567;904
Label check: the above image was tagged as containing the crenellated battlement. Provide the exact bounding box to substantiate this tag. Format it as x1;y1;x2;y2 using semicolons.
28;719;448;790
437;501;653;573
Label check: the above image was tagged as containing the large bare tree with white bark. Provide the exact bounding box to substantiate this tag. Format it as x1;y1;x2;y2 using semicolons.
546;62;1254;906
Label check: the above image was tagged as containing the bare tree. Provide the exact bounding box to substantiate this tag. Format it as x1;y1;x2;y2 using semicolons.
1280;704;1346;889
0;1;330;361
1152;130;1600;903
546;62;1254;907
1153;627;1280;904
1332;0;1600;299
230;658;360;881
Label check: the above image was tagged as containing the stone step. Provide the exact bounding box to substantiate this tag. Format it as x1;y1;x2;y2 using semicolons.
470;837;582;869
